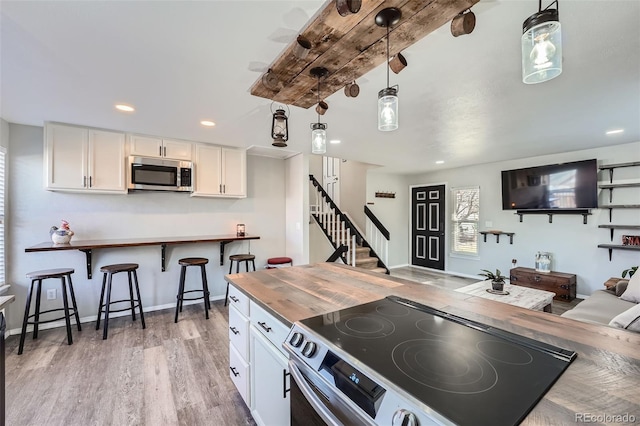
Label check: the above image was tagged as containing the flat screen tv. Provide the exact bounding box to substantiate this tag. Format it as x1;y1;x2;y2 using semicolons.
501;159;598;210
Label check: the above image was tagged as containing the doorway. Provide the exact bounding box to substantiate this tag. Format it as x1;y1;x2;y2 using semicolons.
411;184;446;270
322;156;340;205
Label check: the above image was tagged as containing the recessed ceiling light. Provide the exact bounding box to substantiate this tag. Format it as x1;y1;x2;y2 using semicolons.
329;139;341;144
201;120;216;127
606;129;624;135
435;160;444;164
115;104;135;112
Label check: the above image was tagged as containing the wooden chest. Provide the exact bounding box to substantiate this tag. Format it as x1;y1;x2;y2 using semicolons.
509;267;577;301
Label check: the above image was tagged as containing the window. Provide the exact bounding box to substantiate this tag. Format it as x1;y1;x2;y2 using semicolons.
451;186;479;255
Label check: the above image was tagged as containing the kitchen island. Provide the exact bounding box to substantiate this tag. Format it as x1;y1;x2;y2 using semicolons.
226;262;640;425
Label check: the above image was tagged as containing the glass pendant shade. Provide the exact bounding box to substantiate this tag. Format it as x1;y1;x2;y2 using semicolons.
378;87;398;131
522;8;562;84
311;123;327;154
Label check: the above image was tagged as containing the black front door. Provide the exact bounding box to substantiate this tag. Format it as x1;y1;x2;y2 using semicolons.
411;185;446;270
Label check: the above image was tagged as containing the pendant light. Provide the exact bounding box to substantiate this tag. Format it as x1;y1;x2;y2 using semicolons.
310;67;328;155
375;8;401;132
521;0;562;84
270;102;289;147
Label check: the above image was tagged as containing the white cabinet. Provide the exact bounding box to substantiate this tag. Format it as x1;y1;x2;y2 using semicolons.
192;144;246;198
228;286;251;407
250;327;290;426
44;123;126;193
227;285;290;426
128;134;192;160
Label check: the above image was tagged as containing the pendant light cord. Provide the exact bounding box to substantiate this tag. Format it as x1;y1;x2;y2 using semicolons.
317;76;321;124
386;25;390;89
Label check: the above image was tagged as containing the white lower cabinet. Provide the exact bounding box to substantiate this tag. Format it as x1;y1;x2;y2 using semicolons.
227;284;290;426
250;326;290;426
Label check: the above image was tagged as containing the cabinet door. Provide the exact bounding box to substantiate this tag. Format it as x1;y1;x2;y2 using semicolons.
87;129;126;193
45;123;88;190
250;326;290;426
129;135;163;158
192;144;222;196
163;139;192;160
222;148;247;197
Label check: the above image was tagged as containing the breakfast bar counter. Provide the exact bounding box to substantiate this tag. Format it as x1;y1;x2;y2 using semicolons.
225;263;640;425
26;234;260;278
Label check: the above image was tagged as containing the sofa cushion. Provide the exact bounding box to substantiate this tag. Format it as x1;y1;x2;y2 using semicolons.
620;272;640;303
609;303;640;331
561;290;636;325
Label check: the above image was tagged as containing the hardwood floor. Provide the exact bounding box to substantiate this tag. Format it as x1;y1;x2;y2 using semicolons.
4;301;255;426
389;266;582;316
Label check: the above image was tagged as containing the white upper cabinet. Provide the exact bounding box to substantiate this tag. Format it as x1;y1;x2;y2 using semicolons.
44;123;126;194
128;134;192;160
192;144;246;198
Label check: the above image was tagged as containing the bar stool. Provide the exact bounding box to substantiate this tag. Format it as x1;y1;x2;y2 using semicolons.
224;254;256;306
96;263;145;340
19;268;81;355
175;257;210;322
266;257;293;269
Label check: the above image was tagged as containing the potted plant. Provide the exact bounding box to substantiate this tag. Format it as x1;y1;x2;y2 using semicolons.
479;269;507;292
622;266;637;278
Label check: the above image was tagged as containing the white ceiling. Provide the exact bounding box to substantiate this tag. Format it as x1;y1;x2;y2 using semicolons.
1;0;639;174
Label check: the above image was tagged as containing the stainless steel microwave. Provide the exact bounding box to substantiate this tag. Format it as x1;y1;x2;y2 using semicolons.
128;156;193;192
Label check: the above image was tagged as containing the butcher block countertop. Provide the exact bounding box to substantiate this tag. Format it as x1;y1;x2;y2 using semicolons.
225;263;640;424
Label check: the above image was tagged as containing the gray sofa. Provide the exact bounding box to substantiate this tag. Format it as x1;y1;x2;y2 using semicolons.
561;279;639;331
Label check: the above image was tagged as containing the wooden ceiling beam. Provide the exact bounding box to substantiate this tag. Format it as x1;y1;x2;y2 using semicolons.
250;0;480;109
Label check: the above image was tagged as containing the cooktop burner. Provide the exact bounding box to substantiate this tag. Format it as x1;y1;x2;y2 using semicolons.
294;295;577;425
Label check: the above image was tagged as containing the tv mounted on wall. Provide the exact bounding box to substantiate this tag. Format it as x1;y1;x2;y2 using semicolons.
501;159;598;211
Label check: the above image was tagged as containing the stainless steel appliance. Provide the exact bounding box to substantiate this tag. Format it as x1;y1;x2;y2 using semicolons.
128;156;192;192
284;296;576;426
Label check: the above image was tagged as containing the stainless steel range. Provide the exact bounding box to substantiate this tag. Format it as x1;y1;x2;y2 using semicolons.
284;296;577;426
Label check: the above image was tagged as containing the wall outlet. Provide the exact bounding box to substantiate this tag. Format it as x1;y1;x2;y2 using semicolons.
47;289;56;300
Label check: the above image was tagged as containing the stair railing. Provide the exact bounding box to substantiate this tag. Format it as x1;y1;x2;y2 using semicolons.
364;205;390;267
309;175;388;273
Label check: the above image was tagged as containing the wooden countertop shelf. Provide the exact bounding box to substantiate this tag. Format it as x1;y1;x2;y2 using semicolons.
25;234;260;278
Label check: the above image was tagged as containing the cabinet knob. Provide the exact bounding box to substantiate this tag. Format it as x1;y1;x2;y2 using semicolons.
229;366;239;377
229;326;239;335
229;296;239;303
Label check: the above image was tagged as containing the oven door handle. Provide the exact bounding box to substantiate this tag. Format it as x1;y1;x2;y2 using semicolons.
288;360;344;426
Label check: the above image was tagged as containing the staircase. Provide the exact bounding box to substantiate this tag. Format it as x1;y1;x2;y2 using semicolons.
309;175;389;274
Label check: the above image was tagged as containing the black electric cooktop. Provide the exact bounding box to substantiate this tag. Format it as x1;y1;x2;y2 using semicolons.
299;296;577;425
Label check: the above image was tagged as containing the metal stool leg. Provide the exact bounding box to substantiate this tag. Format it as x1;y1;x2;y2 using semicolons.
66;273;82;331
200;265;209;319
103;273;113;340
60;276;73;346
132;270;145;329
18;280;36;355
251;259;256;271
127;271;137;321
33;279;42;339
175;265;186;323
96;273;107;330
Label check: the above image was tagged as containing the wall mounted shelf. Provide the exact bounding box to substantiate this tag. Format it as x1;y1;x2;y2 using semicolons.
479;231;514;244
515;209;591;224
599;161;640;181
598;224;640;241
375;192;396;198
597;244;640;261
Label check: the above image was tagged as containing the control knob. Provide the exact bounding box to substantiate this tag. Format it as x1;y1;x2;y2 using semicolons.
289;332;304;348
301;341;317;358
392;409;418;426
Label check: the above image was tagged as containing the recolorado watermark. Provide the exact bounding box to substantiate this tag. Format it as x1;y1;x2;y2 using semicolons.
576;413;636;423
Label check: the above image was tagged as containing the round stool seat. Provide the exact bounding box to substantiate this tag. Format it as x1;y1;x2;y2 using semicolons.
26;268;75;280
179;257;209;266
229;254;255;262
267;257;292;265
100;263;139;273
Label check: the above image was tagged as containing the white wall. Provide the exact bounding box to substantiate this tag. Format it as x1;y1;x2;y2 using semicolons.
378;141;640;296
6;123;287;332
339;159;372;230
285;153;307;265
365;172;410;268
